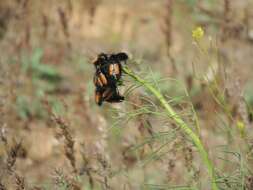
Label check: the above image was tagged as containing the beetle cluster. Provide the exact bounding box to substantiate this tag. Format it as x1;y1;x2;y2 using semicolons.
93;52;128;106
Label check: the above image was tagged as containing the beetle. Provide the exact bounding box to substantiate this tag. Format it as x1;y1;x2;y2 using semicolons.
95;86;124;106
108;61;122;81
95;89;103;106
106;52;128;81
113;52;129;63
102;86;124;103
93;70;108;88
92;52;128;106
93;53;109;69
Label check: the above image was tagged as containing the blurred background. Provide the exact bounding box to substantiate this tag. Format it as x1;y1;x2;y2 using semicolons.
0;0;253;189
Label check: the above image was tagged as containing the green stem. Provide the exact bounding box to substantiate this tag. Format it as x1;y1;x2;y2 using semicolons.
123;67;218;190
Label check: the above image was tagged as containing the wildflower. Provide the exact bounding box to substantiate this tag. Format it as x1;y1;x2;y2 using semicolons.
192;26;204;40
236;120;245;137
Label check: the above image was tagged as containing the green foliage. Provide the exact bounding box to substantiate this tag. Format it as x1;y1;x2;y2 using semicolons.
22;48;62;85
15;95;65;120
120;66;218;190
179;0;198;7
244;84;253;107
51;99;65;115
16;95;46;120
16;96;31;120
15;48;64;120
143;183;196;190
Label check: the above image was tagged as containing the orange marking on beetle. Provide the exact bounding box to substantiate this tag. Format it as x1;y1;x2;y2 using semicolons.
98;72;107;85
94;75;103;87
95;90;102;105
109;64;120;76
97;78;103;87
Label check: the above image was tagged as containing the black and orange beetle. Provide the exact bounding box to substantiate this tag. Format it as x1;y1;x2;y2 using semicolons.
102;86;124;103
110;52;128;63
92;52;128;106
107;52;128;81
95;86;124;106
108;61;122;81
93;70;108;88
95;89;103;106
93;53;108;69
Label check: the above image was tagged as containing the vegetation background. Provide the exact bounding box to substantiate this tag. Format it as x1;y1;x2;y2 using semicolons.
0;0;253;189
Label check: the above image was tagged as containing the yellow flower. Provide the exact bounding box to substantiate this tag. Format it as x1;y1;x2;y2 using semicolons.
236;120;245;137
192;26;204;40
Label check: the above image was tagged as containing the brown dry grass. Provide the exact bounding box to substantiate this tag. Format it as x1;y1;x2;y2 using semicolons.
0;0;253;189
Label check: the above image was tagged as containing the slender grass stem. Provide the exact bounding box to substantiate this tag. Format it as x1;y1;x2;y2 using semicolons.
123;66;218;190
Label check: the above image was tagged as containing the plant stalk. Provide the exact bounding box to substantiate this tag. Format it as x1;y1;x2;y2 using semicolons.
123;66;218;190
